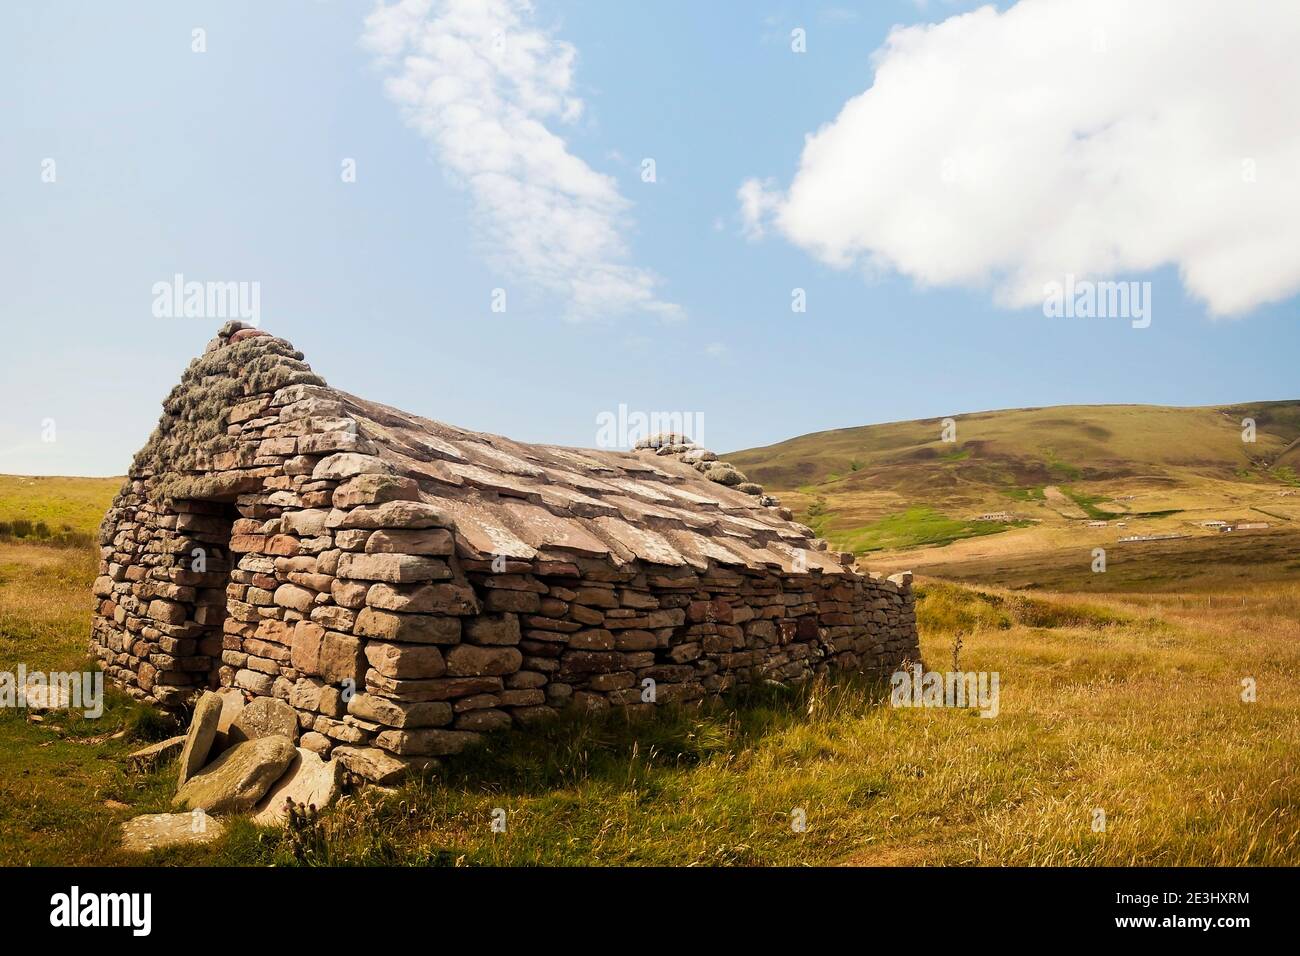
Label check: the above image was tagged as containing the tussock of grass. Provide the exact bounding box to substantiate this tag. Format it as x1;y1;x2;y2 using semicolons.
123;705;182;743
917;580;1135;636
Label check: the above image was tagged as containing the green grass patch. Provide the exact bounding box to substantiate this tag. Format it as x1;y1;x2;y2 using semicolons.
1061;487;1115;520
832;507;1012;554
803;496;832;537
1041;449;1082;481
1002;486;1045;502
1271;466;1300;486
0;688;187;866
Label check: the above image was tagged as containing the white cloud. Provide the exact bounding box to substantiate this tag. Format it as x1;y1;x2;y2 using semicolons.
364;0;681;321
742;0;1300;316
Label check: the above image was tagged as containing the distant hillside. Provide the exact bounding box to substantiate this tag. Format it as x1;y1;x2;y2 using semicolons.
728;401;1300;560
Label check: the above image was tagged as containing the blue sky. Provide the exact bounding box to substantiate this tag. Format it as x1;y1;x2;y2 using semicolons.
2;0;1298;476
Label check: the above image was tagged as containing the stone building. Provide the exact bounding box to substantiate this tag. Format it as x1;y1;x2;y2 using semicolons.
91;323;918;780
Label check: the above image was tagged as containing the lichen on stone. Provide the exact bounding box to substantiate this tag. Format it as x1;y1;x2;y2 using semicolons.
127;329;326;504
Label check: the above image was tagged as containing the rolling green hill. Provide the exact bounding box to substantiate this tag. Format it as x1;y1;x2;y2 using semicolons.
728;400;1300;569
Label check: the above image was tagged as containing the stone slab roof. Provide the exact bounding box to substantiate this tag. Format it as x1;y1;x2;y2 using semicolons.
333;389;853;576
133;323;858;579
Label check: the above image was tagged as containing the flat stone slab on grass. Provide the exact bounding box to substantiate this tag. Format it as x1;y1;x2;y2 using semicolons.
252;748;344;825
173;735;296;814
121;812;225;853
126;735;186;773
176;691;223;788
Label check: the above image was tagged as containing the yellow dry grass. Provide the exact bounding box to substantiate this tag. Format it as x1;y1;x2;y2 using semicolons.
0;523;1296;866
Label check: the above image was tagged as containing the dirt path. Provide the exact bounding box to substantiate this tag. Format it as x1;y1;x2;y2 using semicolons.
1042;484;1089;519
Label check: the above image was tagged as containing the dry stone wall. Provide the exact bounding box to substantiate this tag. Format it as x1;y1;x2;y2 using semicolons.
92;323;919;782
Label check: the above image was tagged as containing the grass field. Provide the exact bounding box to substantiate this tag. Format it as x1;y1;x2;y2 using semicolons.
0;475;120;542
875;525;1300;592
1;486;1296;865
811;505;1018;553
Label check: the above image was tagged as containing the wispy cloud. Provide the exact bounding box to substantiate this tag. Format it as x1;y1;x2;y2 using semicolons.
737;177;780;240
363;0;681;322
